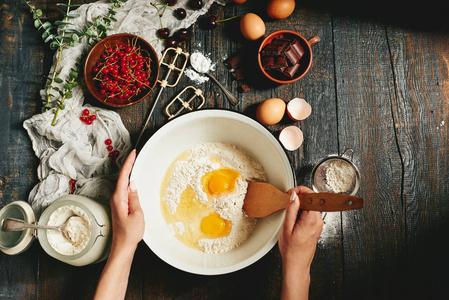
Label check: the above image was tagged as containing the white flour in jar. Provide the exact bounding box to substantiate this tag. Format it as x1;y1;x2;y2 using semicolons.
162;142;267;254
47;205;91;255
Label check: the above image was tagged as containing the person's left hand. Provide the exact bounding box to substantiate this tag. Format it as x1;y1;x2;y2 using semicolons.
110;149;145;254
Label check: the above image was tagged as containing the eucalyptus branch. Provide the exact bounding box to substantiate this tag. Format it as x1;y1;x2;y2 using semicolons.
25;0;128;125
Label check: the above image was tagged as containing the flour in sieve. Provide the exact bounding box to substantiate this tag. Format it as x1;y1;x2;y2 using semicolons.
162;142;267;254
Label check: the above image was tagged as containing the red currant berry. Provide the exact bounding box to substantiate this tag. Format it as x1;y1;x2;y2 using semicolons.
83;109;90;116
80;116;87;122
112;150;120;157
90;115;97;121
105;139;112;145
86;119;93;125
107;145;113;151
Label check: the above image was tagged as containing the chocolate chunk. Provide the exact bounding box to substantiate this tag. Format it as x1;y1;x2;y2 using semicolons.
282;63;300;78
274;57;288;69
224;52;243;70
284;40;305;65
238;84;254;93
262;56;275;70
261;44;284;56
234;68;245;80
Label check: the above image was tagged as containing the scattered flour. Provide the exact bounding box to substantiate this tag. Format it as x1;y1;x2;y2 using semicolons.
46;205;91;255
184;68;209;84
162;142;267;254
325;160;355;193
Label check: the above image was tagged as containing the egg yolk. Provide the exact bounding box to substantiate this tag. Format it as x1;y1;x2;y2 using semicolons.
209;174;230;194
202;168;240;196
201;213;231;236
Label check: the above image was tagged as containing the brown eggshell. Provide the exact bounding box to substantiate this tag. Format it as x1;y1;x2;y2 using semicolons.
279;126;303;151
240;13;266;41
267;0;296;20
287;98;312;121
256;98;286;126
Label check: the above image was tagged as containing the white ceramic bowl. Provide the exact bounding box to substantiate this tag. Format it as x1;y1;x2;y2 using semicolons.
131;109;295;275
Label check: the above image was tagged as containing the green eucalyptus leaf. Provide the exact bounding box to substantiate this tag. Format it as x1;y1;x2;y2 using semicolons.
70;41;74;47
41;22;52;30
58;90;64;96
58;103;66;110
53;86;60;91
36;9;43;17
71;82;79;88
71;33;79;42
86;28;93;36
34;19;40;28
56;8;67;17
54;78;63;83
109;16;117;22
40;99;47;104
54;20;72;26
69;71;78;79
65;91;73;99
67;13;80;18
44;34;56;43
56;3;81;7
64;83;72;90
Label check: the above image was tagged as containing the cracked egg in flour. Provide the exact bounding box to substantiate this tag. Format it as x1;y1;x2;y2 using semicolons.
160;142;267;254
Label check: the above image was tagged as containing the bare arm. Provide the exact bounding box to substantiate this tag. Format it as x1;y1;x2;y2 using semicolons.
279;186;323;300
94;150;145;300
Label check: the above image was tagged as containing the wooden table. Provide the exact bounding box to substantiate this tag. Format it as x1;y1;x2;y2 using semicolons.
1;0;448;299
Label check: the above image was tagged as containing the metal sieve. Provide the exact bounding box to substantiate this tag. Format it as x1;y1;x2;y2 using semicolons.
311;148;361;196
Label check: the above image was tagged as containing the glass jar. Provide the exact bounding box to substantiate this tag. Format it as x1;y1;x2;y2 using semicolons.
0;195;111;266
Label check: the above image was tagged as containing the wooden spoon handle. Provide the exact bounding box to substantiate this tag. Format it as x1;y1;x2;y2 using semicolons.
299;193;365;211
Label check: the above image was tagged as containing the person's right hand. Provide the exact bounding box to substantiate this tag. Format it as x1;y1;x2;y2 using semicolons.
279;186;323;273
279;186;323;300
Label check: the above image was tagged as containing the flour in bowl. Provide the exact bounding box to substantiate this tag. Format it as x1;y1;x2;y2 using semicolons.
160;142;267;254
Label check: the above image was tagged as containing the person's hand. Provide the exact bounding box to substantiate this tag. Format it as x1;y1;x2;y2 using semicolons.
279;185;323;270
110;149;145;254
279;186;323;300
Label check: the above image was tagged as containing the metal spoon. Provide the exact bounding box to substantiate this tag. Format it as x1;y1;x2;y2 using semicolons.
1;216;77;243
190;57;239;106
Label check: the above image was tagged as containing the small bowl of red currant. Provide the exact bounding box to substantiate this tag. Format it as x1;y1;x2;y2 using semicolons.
84;33;160;107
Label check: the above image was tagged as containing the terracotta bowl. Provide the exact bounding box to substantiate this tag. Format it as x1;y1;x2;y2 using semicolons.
258;30;320;85
84;33;159;107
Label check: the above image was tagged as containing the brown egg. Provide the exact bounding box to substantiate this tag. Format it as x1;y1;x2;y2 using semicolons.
256;98;286;126
267;0;296;20
240;13;266;41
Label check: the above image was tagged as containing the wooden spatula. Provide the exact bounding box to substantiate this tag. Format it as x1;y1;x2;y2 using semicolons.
243;182;365;218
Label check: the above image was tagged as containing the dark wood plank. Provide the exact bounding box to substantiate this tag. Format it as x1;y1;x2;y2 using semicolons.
291;7;345;300
0;0;43;298
332;15;406;299
386;27;449;298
